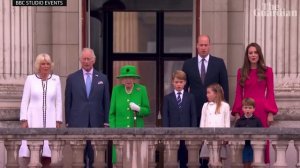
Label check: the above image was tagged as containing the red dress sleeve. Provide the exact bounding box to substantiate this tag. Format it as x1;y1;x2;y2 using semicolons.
232;69;243;116
264;67;278;114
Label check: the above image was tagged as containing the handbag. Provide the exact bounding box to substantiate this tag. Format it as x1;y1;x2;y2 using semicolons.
199;140;209;158
19;140;30;157
219;144;227;160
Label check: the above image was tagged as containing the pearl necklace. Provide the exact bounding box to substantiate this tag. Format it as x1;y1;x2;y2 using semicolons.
125;86;133;94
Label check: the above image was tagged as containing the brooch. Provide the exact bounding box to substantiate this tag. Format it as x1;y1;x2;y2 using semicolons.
136;88;140;91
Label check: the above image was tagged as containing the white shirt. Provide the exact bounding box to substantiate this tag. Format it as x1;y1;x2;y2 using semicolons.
174;90;184;100
200;101;230;128
198;54;210;76
82;68;93;83
20;74;62;128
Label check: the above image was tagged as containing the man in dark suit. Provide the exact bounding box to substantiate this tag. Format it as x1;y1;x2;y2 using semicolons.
65;48;110;168
163;70;197;168
183;35;229;124
182;35;229;168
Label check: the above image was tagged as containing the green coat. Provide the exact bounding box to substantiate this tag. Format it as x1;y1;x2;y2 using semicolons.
109;83;151;164
109;83;150;128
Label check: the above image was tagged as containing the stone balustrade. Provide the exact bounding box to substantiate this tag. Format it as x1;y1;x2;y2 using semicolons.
1;127;300;168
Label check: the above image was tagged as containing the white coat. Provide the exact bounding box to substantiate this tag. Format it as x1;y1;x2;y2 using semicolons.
200;101;230;128
20;74;62;128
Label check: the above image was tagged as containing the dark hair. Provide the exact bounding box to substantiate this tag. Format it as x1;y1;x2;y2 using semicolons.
240;43;267;86
242;97;255;108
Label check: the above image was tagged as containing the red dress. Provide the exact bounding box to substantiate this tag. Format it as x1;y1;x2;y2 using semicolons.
232;67;278;163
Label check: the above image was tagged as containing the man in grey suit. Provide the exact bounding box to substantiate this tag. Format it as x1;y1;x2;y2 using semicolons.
65;48;110;167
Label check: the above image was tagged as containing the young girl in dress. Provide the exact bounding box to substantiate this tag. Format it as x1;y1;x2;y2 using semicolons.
199;83;230;167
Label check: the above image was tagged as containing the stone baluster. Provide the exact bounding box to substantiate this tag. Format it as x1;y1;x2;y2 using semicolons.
148;140;157;168
4;140;19;168
186;140;202;168
229;140;244;168
164;140;180;168
114;140;124;168
294;141;300;168
50;140;65;168
70;140;86;168
92;140;107;168
251;140;266;168
27;141;43;168
272;140;289;168
207;140;222;168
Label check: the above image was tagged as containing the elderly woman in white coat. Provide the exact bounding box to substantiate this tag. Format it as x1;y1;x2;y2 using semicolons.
19;53;62;164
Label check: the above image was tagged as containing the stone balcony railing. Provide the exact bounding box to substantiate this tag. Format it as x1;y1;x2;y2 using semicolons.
1;128;300;168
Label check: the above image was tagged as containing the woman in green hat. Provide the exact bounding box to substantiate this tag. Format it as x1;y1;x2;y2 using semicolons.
109;65;151;164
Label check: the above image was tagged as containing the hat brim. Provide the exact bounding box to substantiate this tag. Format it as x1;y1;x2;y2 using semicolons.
117;74;140;79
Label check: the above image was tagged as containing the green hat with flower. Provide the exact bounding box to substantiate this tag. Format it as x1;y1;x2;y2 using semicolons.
117;65;140;79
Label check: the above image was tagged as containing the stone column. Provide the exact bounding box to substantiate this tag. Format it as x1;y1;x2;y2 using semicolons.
4;140;19;168
92;140;107;168
251;140;266;168
0;1;33;82
50;140;65;168
186;140;202;168
229;140;244;168
207;140;222;168
27;141;43;168
163;140;179;168
114;140;124;168
69;140;86;168
272;140;289;168
148;141;157;168
294;141;300;168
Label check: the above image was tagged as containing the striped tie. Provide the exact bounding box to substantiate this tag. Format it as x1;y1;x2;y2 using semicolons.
177;92;182;109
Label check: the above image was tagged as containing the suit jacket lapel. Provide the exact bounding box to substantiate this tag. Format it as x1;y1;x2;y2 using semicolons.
193;57;203;85
205;56;215;84
90;72;99;98
78;70;87;98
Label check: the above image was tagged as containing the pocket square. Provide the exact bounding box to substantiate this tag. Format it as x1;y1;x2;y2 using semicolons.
98;81;104;84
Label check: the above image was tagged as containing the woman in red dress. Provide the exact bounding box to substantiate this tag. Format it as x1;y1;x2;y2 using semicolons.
232;43;278;163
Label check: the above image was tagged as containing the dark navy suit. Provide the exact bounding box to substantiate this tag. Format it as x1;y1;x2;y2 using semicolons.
163;91;197;127
65;69;110;167
182;55;229;124
163;91;197;168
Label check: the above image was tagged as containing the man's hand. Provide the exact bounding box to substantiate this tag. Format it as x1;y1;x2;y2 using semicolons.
129;102;140;112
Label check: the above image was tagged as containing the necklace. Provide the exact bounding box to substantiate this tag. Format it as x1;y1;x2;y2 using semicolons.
125;86;133;94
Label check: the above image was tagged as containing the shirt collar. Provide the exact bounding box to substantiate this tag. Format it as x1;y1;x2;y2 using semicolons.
174;90;184;95
82;68;93;75
208;101;216;105
198;54;210;63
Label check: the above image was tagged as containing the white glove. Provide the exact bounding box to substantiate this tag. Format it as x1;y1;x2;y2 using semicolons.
129;102;140;112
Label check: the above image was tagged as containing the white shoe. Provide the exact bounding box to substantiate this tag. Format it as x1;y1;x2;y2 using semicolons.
19;140;30;157
41;140;51;157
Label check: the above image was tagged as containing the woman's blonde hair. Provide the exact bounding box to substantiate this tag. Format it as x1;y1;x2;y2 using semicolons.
34;53;54;73
207;83;225;114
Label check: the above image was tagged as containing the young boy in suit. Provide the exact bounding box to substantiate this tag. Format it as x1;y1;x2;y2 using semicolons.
163;70;197;168
235;98;262;168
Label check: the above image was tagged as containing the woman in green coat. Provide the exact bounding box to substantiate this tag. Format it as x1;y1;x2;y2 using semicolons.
109;65;151;164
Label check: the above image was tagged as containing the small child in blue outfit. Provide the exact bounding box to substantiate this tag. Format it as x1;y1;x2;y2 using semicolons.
235;98;262;168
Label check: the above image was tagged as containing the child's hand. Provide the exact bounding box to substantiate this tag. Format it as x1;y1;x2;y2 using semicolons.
234;113;240;120
267;113;274;126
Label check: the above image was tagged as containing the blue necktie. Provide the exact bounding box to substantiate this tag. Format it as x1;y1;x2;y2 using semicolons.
177;92;182;109
86;73;91;97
